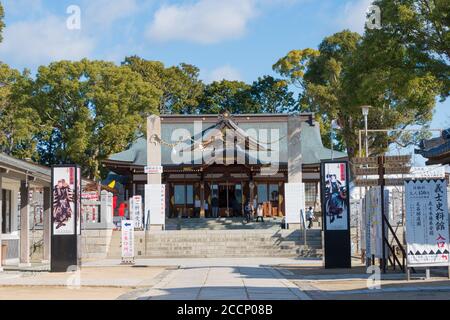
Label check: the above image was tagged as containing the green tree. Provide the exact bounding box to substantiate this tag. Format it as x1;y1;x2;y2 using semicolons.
373;0;449;98
249;76;297;113
274;29;441;158
197;80;258;114
0;63;39;158
0;1;4;43
31;59;161;179
123;56;204;114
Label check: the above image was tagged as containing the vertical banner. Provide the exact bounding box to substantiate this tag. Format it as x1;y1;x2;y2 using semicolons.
321;160;351;268
145;184;166;227
121;220;135;264
405;179;450;267
52;167;76;235
76;167;81;235
365;187;389;259
323;162;349;230
284;182;305;225
51;165;81;272
129;195;143;229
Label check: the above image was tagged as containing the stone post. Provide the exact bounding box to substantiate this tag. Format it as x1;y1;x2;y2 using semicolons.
43;187;51;263
146;115;163;230
287;115;303;229
20;180;31;267
100;190;114;228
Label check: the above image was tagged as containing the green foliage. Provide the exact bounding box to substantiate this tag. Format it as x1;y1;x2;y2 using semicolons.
0;63;38;159
274;28;442;157
198;80;257;114
0;1;4;43
123;56;204;114
198;77;296;114
30;59;161;179
372;0;449;99
249;76;297;113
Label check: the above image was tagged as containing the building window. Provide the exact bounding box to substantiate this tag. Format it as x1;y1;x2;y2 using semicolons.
2;189;12;234
174;185;194;205
269;184;279;201
305;182;317;203
257;184;279;204
257;184;268;203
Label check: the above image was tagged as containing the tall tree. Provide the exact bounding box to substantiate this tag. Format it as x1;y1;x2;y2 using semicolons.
0;1;4;43
123;56;204;114
274;29;441;158
373;0;449;98
30;59;161;179
197;80;258;114
0;63;38;159
250;76;297;113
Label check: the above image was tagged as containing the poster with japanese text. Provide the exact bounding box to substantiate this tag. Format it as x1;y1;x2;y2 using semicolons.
365;187;389;259
52;167;75;235
129;195;143;229
145;184;166;227
405;179;450;267
323;162;349;230
285;182;305;224
121;220;135;260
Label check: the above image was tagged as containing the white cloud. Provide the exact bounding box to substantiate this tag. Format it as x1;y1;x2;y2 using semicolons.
0;15;95;67
83;0;140;29
338;0;373;34
204;65;243;83
146;0;257;44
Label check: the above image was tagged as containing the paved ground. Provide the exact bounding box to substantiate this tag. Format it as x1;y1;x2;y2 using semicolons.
275;262;450;300
2;258;450;300
138;265;309;300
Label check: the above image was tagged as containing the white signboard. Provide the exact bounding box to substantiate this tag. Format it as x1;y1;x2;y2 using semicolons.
145;184;166;227
129;195;143;229
365;187;389;259
284;182;305;224
405;179;450;267
52;167;76;235
144;165;163;174
121;220;135;261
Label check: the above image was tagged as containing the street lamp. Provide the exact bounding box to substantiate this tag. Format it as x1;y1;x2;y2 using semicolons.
361;106;372;157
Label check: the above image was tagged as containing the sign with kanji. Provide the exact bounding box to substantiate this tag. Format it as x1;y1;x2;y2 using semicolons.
144;165;163;174
121;220;135;262
285;183;305;225
364;187;389;259
145;184;166;227
129;195;143;229
405;179;450;267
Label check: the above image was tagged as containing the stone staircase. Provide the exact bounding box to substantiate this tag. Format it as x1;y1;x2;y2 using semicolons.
106;219;322;259
165;217;285;230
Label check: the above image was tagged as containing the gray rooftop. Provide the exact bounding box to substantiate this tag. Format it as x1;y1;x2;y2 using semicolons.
106;118;347;166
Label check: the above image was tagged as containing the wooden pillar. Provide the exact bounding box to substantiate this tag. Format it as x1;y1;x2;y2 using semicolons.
20;180;31;267
200;173;205;218
43;187;51;263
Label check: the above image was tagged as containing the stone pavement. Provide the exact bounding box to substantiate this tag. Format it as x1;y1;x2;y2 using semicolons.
84;257;322;268
138;265;311;300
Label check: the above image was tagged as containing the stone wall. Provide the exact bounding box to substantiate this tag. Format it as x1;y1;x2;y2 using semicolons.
81;229;114;261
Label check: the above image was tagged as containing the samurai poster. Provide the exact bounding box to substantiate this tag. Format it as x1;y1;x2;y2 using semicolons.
76;167;81;235
52;167;76;235
405;179;450;267
322;162;350;231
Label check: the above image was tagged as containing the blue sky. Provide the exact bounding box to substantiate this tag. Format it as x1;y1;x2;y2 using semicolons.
0;0;449;164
